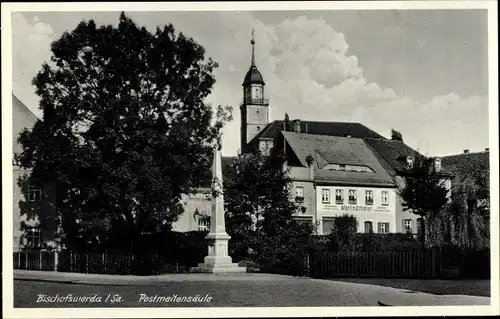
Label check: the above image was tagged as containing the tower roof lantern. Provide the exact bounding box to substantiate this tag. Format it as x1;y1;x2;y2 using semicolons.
242;29;265;86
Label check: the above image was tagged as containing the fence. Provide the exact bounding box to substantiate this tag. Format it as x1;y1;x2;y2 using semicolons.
309;250;438;278
13;251;56;271
13;250;197;275
14;247;487;279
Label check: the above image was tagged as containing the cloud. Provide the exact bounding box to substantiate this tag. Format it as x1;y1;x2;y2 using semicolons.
11;12;488;156
12;13;55;117
235;15;488;156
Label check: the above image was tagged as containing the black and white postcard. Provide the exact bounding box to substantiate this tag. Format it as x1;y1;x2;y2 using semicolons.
2;1;498;318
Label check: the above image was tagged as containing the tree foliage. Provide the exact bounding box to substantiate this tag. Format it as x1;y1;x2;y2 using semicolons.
399;154;448;248
328;214;358;252
224;150;314;272
448;176;489;249
16;12;232;247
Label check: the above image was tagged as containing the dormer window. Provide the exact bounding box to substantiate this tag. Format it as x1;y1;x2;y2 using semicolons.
406;156;414;168
434;157;442;172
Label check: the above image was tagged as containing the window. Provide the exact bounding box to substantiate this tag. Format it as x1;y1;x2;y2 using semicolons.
381;191;389;206
403;219;412;233
28;185;42;202
365;190;374;205
26;227;41;248
321;189;330;203
364;221;373;233
434;158;442;172
295;186;304;198
198;216;210;231
295;186;304;203
348;189;357;204
378;222;389;234
335;189;344;204
406;156;414;168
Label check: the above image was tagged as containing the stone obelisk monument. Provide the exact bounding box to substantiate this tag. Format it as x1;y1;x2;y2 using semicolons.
190;148;246;273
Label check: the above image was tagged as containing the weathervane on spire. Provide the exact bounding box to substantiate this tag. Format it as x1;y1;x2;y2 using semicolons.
250;28;256;66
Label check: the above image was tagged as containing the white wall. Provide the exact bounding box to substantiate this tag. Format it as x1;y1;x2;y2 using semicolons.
172;189;211;232
316;185;397;234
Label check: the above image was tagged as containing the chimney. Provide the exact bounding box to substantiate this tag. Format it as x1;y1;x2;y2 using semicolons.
485;148;489;152
463;149;469;154
294;119;301;133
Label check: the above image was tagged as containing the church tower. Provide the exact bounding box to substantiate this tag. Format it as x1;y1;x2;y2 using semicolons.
240;30;269;153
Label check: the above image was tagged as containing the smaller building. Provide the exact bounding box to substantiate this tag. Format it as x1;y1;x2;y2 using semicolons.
441;149;490;185
172;157;235;232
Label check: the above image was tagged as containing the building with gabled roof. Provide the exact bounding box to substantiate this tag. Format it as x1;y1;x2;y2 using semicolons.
272;131;399;234
280;132;395;187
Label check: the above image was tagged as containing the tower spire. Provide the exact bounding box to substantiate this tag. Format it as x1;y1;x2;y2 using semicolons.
251;29;256;67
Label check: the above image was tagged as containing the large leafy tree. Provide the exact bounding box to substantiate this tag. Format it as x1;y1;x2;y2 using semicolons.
448;176;489;249
16;13;232;247
224;150;313;273
399;154;448;248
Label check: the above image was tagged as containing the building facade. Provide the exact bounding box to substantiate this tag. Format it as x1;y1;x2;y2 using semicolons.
315;185;397;234
12;94;59;251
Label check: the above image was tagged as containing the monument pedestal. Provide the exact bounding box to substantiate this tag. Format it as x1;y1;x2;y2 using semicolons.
190;233;246;273
189;149;246;274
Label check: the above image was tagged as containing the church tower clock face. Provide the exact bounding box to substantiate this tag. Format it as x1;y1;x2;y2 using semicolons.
240;30;270;153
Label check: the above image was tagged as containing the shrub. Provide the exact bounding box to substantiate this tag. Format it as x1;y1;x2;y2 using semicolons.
256;221;314;276
328;215;358;252
311;232;420;253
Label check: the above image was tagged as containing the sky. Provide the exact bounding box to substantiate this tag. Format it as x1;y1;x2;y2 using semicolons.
12;9;490;157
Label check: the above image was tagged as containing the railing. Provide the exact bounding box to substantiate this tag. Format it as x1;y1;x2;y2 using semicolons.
309;250;438;278
240;98;269;106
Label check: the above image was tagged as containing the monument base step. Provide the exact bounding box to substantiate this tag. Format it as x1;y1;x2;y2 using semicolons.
190;263;247;273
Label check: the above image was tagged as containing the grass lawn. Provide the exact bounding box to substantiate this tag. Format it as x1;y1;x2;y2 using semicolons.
329;278;490;297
